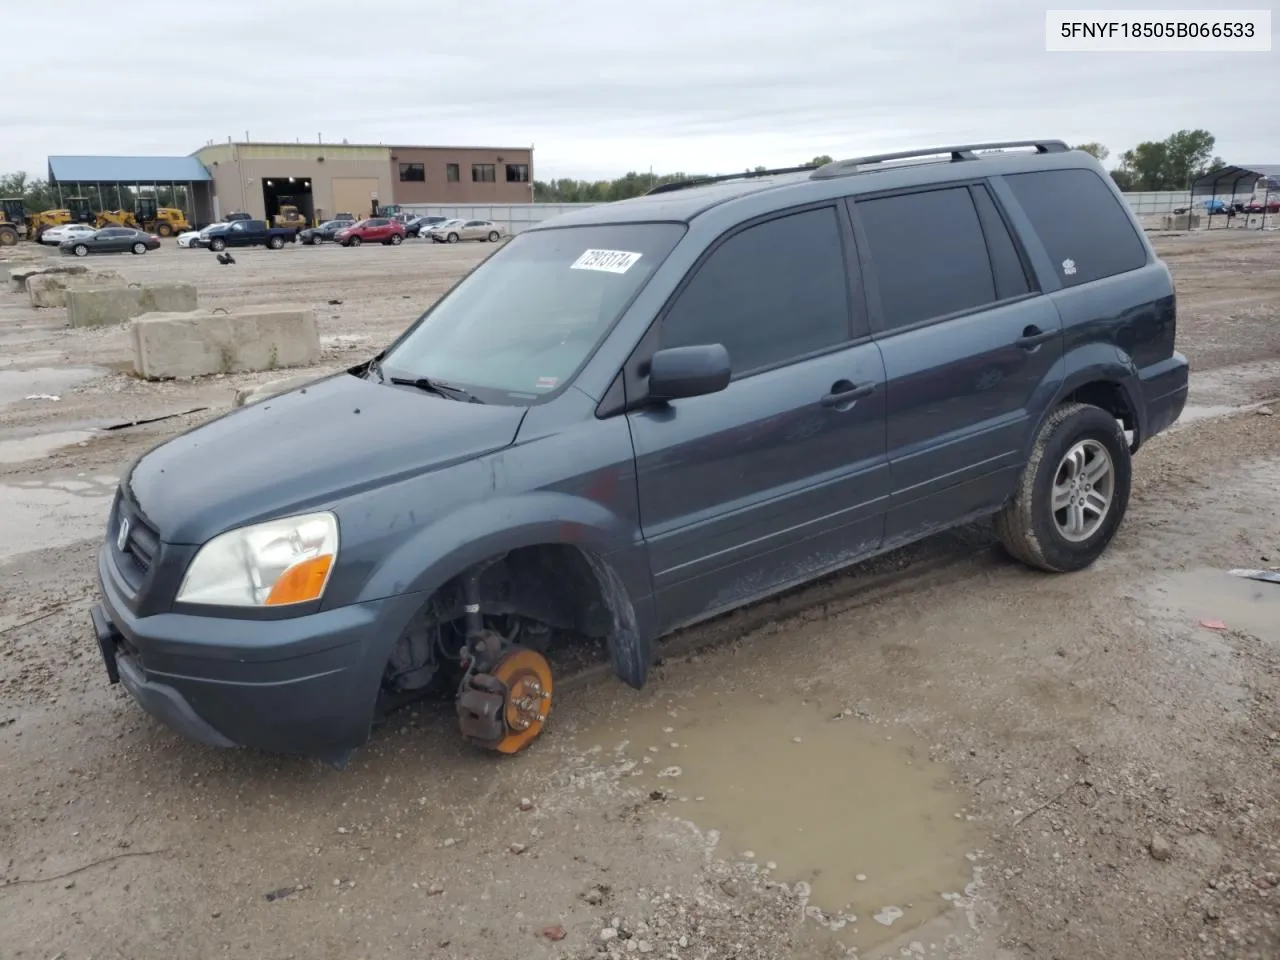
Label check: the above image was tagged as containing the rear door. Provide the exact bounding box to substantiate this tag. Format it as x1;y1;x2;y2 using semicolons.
847;182;1062;546
462;220;486;240
629;203;889;631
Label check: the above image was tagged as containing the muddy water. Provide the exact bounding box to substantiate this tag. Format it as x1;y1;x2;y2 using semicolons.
0;429;97;464
0;474;117;563
1151;568;1280;643
0;366;105;406
578;692;977;951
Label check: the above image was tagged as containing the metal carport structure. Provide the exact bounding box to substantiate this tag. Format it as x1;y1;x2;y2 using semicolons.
1190;163;1280;230
47;155;216;228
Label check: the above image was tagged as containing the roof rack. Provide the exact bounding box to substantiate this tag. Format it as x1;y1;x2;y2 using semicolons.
644;164;819;196
810;140;1070;180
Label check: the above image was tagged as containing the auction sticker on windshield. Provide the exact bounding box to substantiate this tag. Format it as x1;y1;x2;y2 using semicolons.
570;249;643;274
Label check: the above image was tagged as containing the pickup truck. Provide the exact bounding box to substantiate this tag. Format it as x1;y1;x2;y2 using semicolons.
203;219;297;252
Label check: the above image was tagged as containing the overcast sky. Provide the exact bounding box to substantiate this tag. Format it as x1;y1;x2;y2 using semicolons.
5;0;1275;181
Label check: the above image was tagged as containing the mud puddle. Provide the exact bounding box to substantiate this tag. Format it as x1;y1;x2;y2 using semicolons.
578;692;977;952
0;366;106;406
0;429;98;464
0;474;117;563
1150;567;1280;644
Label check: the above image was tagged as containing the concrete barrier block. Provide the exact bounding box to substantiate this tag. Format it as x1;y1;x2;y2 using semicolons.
138;281;197;313
65;285;145;328
8;263;88;293
65;280;199;327
131;305;321;380
27;270;125;308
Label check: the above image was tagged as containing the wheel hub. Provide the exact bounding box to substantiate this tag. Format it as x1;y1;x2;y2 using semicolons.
456;647;554;755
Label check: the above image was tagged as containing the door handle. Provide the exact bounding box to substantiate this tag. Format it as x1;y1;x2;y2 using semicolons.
1015;325;1057;350
821;381;874;407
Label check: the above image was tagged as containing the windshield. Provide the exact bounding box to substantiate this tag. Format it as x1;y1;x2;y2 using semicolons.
380;222;685;402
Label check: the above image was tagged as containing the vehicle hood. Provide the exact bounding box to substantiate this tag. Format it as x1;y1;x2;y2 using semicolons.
126;372;528;544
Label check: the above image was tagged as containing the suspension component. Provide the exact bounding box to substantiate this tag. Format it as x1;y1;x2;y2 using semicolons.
456;647;554;754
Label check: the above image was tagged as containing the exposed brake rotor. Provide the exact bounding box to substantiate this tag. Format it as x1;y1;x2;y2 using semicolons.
456;647;554;754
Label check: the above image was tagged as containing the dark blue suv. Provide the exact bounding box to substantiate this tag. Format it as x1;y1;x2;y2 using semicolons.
90;140;1188;765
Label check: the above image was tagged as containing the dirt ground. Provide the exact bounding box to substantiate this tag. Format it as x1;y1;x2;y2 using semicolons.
2;230;1279;960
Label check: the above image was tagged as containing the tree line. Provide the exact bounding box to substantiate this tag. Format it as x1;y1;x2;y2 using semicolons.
0;130;1229;217
529;131;1226;202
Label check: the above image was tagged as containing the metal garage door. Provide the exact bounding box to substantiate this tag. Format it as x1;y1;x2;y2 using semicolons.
331;177;380;219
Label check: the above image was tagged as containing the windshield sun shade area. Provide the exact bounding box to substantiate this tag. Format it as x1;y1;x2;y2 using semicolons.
380;222;686;402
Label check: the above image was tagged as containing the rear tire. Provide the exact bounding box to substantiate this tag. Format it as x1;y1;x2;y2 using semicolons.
73;244;89;257
131;242;146;255
390;234;403;245
268;236;284;250
995;402;1131;573
488;231;499;242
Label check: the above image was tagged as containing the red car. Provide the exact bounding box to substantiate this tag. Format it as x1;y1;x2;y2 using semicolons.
335;217;406;247
1245;199;1280;214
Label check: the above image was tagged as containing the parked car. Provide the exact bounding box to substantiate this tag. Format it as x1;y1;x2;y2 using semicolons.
428;218;504;243
41;223;98;246
334;218;406;246
405;215;449;238
299;220;357;246
177;224;222;249
60;227;160;257
202;219;297;251
1244;198;1280;213
424;218;464;242
88;139;1188;767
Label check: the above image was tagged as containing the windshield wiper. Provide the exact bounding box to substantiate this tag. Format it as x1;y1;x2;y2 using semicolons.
389;375;482;403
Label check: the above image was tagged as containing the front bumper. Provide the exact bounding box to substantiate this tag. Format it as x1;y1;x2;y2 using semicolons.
93;543;426;759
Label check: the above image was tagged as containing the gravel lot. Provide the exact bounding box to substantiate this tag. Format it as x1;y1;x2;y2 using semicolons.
2;230;1280;960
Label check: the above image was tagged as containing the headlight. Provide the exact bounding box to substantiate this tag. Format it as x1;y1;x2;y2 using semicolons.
176;512;338;607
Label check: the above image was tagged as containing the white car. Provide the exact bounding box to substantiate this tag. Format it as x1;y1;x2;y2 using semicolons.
41;223;98;246
177;225;216;249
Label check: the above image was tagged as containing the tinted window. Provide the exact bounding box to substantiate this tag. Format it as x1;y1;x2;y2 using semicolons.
856;187;995;331
1003;168;1147;287
661;207;851;375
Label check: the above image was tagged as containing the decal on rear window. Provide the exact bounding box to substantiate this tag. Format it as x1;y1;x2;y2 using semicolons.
570;249;642;274
535;376;559;390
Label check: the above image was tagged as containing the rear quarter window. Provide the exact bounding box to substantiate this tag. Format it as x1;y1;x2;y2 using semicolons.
1002;168;1148;288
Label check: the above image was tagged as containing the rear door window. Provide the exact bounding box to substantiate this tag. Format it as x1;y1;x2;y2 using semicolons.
661;206;854;375
1001;168;1147;287
853;187;997;332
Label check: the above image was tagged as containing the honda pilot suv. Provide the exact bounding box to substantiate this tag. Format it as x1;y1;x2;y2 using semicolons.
90;140;1188;766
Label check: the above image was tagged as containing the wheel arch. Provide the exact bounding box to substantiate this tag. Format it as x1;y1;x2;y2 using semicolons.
348;498;652;689
1036;347;1145;454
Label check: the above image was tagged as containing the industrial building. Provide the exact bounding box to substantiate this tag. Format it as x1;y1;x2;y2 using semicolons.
48;140;534;227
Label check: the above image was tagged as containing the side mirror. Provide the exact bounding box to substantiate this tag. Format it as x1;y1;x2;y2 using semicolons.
647;344;731;403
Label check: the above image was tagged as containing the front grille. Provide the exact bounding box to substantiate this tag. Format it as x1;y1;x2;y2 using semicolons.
112;499;160;590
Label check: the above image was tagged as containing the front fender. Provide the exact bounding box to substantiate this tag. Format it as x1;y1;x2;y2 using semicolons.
350;492;653;688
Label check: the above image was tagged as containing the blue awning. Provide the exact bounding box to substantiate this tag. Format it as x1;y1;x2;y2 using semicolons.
48;155;212;183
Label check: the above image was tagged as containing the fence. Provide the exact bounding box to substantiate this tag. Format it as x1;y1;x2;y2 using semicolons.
398;202;595;235
402;192;1274;236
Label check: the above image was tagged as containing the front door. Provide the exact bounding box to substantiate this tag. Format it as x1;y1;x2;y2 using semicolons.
848;182;1064;546
628;204;890;632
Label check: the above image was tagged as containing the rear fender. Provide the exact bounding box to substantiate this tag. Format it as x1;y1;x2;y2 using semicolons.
1031;343;1143;454
353;493;652;688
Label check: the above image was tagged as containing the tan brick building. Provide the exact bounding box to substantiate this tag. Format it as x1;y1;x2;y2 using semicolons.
192;141;533;225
